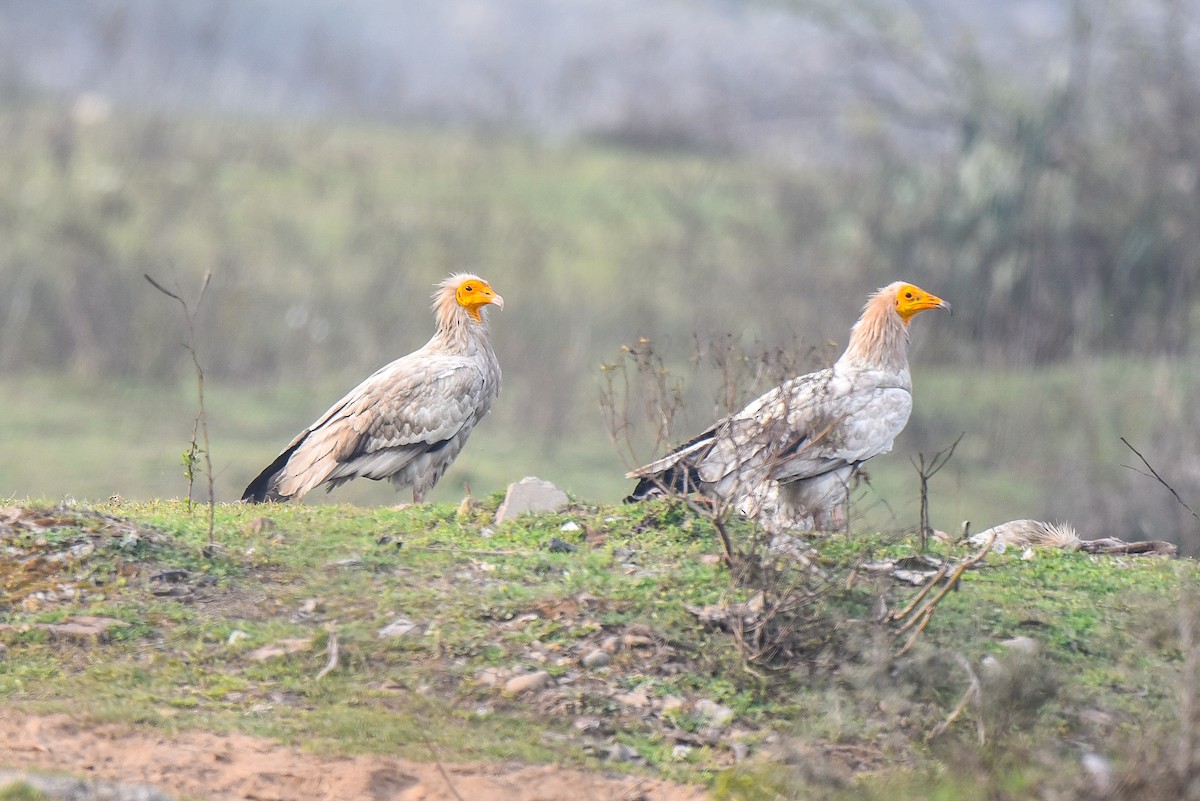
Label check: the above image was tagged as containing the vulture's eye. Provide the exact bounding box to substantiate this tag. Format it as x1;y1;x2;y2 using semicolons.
464;285;474;291
904;292;913;299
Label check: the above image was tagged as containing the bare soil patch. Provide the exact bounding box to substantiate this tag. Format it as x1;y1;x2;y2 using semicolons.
0;713;711;801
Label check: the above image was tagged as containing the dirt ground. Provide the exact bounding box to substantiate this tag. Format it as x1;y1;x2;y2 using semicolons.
0;713;712;801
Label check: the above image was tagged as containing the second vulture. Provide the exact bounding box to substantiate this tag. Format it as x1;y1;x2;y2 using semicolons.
625;281;949;533
242;273;503;504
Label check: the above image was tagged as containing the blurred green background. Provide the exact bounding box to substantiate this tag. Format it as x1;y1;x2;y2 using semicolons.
1;0;1197;552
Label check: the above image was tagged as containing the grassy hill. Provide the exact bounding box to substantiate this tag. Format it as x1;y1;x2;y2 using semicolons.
0;497;1194;799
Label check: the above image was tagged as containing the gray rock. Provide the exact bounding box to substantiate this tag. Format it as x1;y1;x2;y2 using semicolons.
494;477;569;523
606;743;641;763
581;649;611;669
377;617;420;638
694;699;735;727
504;670;552;694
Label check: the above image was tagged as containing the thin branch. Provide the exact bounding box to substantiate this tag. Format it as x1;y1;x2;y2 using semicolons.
146;270;216;545
926;652;984;745
420;731;467;801
1121;437;1200;524
911;432;964;551
315;627;340;680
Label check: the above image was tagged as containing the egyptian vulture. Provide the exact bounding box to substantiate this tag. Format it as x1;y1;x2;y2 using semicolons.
242;273;503;503
625;281;949;532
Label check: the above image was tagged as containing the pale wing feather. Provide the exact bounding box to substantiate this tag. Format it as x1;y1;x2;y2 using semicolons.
276;353;492;498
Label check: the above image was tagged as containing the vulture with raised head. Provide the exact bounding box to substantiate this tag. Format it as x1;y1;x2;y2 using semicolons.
625;281;949;532
242;273;503;503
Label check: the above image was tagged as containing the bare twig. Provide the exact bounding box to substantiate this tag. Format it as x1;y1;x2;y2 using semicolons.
894;530;995;656
316;627;340;680
926;652;985;745
146;270;216;546
420;731;467;801
911;432;964;551
1121;437;1200;525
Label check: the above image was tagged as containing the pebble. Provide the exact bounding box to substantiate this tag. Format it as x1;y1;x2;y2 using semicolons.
581;649;611;669
504;670;552;694
559;521;581;532
606;743;641;763
694;699;735;727
377;617;420;638
227;630;249;646
614;689;650;709
547;537;578;553
660;695;686;713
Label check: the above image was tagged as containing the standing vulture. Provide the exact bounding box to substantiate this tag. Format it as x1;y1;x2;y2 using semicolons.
625;281;949;532
242;273;503;503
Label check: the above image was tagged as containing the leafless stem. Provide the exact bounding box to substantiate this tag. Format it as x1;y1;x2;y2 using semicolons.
926;652;985;745
146;270;216;546
316;627;340;680
1121;436;1200;525
911;432;964;551
893;530;995;656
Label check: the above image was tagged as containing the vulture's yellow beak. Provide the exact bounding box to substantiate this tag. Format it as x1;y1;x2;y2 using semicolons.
456;280;504;316
895;284;950;322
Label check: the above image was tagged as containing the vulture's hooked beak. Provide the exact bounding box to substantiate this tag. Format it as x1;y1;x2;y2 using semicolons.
489;293;504;311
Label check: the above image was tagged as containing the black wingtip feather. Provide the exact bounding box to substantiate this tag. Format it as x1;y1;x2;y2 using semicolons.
623;465;702;504
241;441;302;503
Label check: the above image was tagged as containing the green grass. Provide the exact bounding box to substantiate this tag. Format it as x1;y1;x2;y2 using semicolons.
0;498;1192;795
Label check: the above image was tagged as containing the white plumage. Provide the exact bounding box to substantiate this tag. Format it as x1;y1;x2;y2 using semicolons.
242;273;503;503
626;281;948;532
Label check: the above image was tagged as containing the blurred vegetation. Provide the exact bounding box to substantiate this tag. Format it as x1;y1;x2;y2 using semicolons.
1;0;1199;551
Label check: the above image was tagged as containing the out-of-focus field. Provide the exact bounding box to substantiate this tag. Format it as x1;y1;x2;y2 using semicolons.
3;357;1197;552
1;99;1197;553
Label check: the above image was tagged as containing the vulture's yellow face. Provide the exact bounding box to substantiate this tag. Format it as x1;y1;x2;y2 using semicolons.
894;283;950;323
456;278;505;322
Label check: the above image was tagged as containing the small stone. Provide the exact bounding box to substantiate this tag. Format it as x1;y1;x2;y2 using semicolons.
560;521;581;532
614;689;650;709
377;617;420;638
475;667;505;687
480;527;496;539
659;695;686;713
612;547;635;561
581;650;611;669
227;630;250;646
695;699;735;727
672;744;692;760
1000;636;1040;654
600;636;621;654
547;537;578;553
606;743;641;763
494;477;569;523
1082;752;1114;794
504;670;552;694
573;717;603;733
247;638;312;662
730;740;750;762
